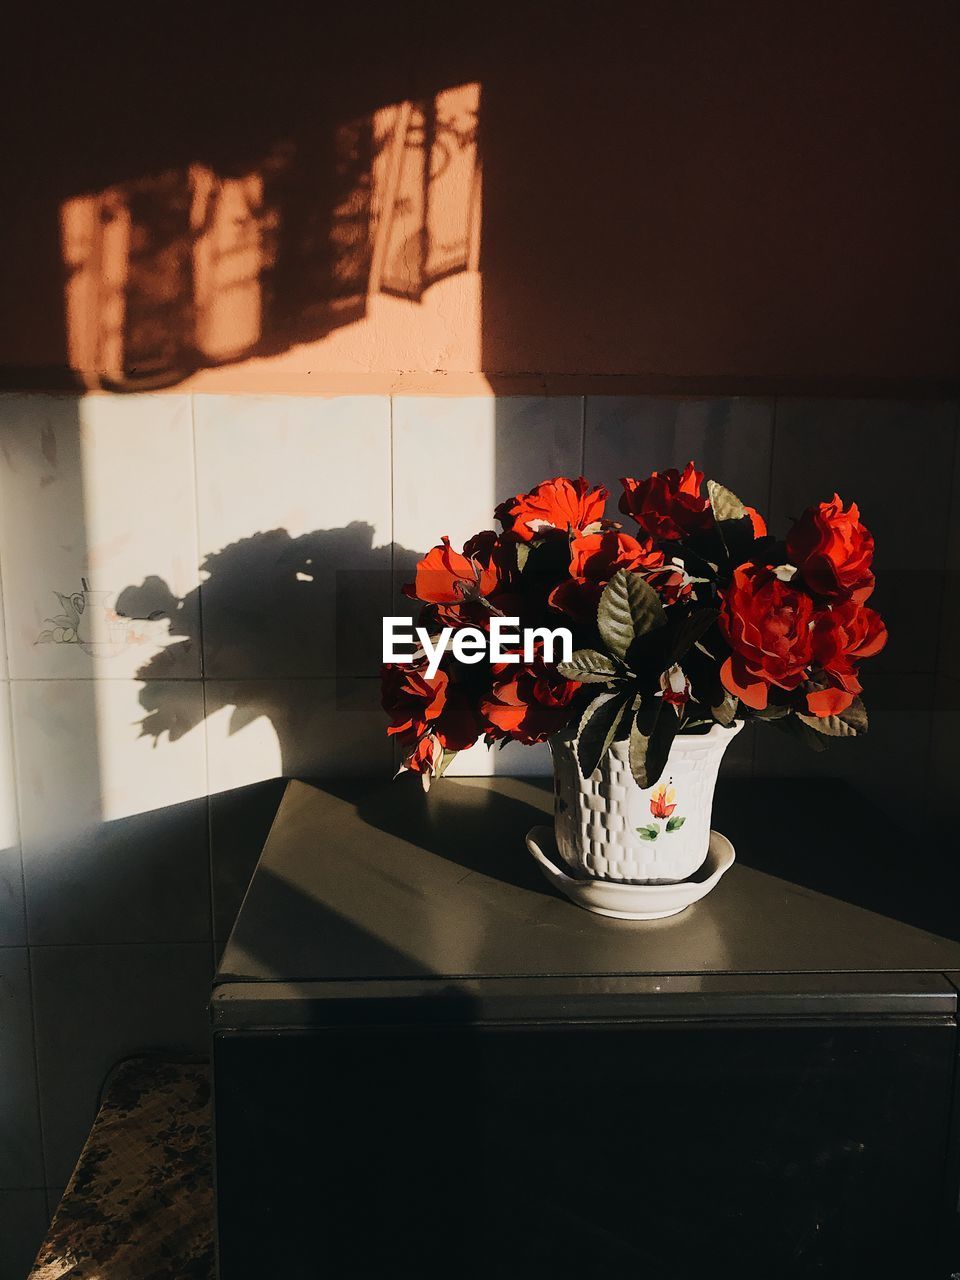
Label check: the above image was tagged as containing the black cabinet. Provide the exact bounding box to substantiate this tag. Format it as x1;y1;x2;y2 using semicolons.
212;778;960;1278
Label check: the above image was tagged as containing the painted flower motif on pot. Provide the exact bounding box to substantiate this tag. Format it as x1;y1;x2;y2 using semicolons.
649;782;677;819
635;779;687;841
718;563;815;710
786;493;875;603
496;476;608;542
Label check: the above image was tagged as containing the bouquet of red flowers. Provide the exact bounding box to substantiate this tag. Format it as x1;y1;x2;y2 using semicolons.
381;463;886;789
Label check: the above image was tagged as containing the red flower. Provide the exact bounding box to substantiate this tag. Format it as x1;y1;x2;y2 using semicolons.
381;663;448;739
381;660;481;775
718;563;815;710
805;600;887;716
497;476;607;542
480;654;580;745
619;462;712;541
548;530;664;623
405;532;513;624
786;494;875;603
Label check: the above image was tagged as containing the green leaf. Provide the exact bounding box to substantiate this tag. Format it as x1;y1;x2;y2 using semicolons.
753;702;790;720
515;542;531;573
797;712;859;738
636;825;659;841
841;696;868;734
628;702;678;789
711;690;739;727
576;693;630;779
665;815;686;833
436;749;459;778
662;607;719;667
707;479;746;525
557;648;621;683
597;570;667;659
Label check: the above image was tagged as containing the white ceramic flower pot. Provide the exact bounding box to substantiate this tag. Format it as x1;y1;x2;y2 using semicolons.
550;721;743;884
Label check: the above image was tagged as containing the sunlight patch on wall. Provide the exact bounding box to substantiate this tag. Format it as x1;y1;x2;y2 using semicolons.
60;84;481;392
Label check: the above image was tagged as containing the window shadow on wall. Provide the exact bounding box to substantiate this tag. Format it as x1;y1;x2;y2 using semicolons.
5;11;481;389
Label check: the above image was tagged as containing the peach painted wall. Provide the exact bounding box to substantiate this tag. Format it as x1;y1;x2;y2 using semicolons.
3;4;958;395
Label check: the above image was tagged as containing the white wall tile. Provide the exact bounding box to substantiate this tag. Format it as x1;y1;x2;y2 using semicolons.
194;395;391;680
584;397;774;519
770;400;956;674
393;396;583;565
12;680;209;944
205;677;390;794
0;394;200;680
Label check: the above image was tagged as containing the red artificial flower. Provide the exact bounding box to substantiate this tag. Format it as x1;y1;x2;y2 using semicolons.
408;533;503;606
480;654;581;745
718;563;815;710
381;662;448;739
381;660;481;776
786;494;875;603
497;476;607;542
744;506;767;537
619;462;712;541
548;530;665;623
805;600;887;716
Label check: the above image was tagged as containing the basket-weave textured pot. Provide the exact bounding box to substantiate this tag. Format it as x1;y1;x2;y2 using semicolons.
550;721;742;884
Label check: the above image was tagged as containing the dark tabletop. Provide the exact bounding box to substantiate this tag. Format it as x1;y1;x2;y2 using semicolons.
215;775;960;990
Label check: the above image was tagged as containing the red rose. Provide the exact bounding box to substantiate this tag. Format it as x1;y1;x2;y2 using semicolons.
718;563;815;710
480;654;580;745
496;476;607;542
548;530;664;623
407;531;507;609
381;660;481;770
381;662;448;739
786;494;875;603
805;600;887;716
619;462;712;541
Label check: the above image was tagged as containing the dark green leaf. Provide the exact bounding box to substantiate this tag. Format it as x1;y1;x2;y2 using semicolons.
636;825;659;841
772;714;829;752
840;696;868;734
557;649;621;683
628;702;678;788
798;711;860;738
576;693;630;778
753;702;790;720
662;608;719;667
598;570;666;659
665;815;686;832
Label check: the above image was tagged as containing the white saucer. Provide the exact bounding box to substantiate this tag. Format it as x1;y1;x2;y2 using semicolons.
525;826;735;919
